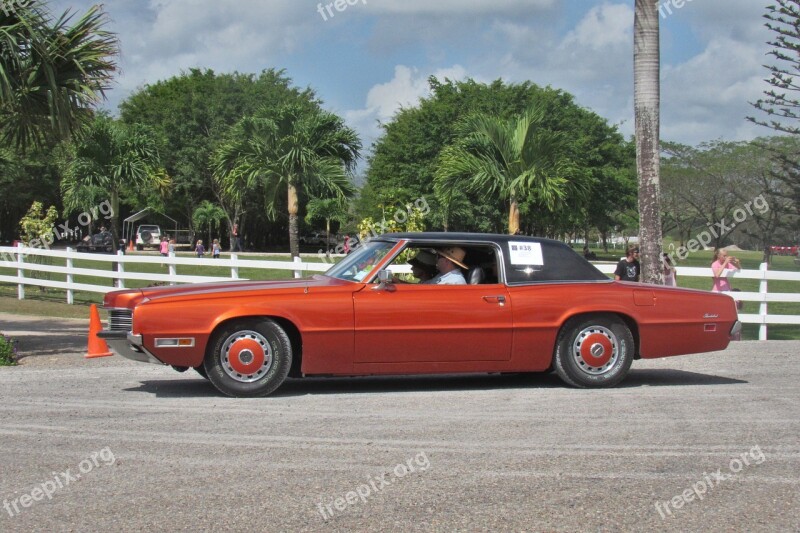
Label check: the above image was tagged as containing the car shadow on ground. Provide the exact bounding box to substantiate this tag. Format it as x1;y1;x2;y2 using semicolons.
124;368;747;398
618;369;747;387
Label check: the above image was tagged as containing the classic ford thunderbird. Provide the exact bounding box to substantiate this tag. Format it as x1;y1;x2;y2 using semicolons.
97;233;741;397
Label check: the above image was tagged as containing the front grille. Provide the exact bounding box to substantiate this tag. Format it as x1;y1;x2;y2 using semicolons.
108;309;133;332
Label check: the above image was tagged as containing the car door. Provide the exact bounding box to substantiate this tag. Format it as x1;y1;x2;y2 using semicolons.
352;282;512;364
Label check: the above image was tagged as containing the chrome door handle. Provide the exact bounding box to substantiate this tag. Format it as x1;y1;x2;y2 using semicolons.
482;295;506;306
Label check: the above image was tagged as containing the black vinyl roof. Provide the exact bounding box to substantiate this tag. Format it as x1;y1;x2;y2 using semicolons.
376;232;608;283
378;232;564;246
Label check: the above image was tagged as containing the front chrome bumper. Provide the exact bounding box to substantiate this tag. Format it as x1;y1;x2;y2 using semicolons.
97;331;164;365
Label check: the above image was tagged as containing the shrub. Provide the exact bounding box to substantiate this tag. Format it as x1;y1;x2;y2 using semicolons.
0;333;18;366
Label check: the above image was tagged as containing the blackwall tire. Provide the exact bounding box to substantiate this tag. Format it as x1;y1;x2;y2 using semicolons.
204;318;292;398
554;315;634;388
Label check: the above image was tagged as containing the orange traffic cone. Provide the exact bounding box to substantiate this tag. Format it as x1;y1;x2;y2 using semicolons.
127;239;134;252
86;304;113;358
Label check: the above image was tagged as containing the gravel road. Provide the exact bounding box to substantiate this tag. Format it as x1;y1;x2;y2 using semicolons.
0;313;798;532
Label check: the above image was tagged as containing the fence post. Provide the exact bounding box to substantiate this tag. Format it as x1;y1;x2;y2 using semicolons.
168;252;177;285
116;251;125;289
231;253;239;280
16;242;24;300
293;256;302;279
759;262;768;341
66;247;74;305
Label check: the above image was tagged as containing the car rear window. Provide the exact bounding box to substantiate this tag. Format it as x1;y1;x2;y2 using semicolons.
504;240;607;284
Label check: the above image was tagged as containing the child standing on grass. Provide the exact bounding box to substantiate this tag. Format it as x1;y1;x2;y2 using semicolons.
195;239;205;257
212;239;221;259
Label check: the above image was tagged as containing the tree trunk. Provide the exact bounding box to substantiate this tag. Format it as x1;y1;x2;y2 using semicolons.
508;198;520;235
288;182;300;258
634;0;664;284
325;218;331;258
110;189;120;244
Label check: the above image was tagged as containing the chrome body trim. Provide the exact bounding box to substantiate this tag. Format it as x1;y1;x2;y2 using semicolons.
99;330;164;365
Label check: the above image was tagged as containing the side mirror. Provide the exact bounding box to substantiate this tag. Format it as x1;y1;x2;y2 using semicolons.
372;269;396;291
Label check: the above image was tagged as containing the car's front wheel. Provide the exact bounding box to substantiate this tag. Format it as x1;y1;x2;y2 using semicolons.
553;314;634;388
204;318;292;397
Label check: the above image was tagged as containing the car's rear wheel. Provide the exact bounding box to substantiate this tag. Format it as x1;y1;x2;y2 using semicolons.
204;318;292;397
553;314;634;388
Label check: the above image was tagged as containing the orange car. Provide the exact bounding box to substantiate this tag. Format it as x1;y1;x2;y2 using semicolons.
97;233;741;397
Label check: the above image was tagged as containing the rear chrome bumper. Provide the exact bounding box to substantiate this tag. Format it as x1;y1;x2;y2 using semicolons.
97;331;163;365
730;320;743;338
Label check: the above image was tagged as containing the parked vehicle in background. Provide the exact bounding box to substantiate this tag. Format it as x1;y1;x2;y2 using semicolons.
770;245;799;256
77;229;115;254
299;232;326;246
134;224;194;251
135;225;162;250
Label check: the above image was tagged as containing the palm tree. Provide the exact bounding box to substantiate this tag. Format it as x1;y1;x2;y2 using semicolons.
214;104;360;257
192;200;226;247
435;106;583;234
0;3;117;150
634;0;663;284
305;197;350;255
61;114;169;241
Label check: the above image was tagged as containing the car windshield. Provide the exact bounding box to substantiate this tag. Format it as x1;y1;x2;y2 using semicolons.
325;240;395;282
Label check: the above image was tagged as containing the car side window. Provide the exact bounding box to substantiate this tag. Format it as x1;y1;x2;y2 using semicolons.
385;245;502;286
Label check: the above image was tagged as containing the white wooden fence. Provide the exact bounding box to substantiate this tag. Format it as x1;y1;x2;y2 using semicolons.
1;245;799;341
0;244;330;301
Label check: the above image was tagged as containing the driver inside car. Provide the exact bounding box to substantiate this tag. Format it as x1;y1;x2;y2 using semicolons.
423;247;467;285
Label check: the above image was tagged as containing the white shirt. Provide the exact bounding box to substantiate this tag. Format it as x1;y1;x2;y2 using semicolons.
424;269;466;285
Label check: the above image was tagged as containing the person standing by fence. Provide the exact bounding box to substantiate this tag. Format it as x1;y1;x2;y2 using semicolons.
231;222;241;252
662;253;677;287
711;248;740;292
614;246;640;282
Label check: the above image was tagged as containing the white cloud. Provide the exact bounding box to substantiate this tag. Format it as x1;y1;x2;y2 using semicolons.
362;0;555;15
345;65;470;146
562;3;632;47
662;37;770;142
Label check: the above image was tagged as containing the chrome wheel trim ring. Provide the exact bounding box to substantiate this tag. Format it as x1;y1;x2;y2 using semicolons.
220;330;273;383
572;325;619;376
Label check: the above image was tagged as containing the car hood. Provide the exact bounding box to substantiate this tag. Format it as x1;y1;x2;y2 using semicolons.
105;275;353;308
